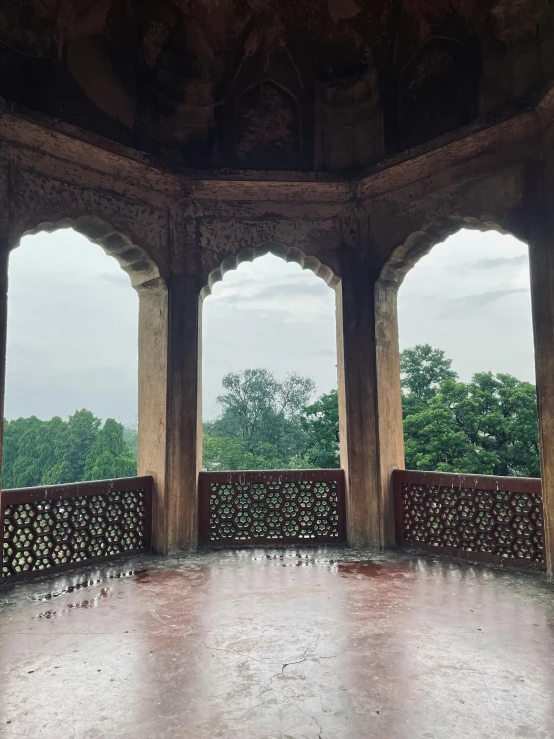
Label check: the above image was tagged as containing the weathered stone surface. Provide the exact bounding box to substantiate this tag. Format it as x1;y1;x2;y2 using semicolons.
1;0;552;171
3;549;554;738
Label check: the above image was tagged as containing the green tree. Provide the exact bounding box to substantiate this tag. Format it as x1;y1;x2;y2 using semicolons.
66;409;101;480
203;434;283;471
6;416;46;488
301;390;340;468
401;344;457;415
2;411;139;489
84;450;137;481
36;416;71;485
84;418;137;480
41;460;75;485
1;418;22;488
403;392;494;473
210;369;315;464
401;346;541;478
124;428;138;463
442;372;540;477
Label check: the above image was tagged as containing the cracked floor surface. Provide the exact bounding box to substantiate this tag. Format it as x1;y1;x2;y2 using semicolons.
1;548;554;738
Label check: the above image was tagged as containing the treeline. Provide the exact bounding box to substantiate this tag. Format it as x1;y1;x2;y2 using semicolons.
1;346;541;489
204;347;541;477
2;410;137;489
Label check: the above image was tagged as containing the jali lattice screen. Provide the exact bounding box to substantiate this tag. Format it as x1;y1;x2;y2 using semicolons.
393;469;544;569
198;470;346;546
1;476;152;580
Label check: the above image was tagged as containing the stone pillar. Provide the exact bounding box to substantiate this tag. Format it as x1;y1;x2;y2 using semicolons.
137;278;169;553
166;274;203;551
336;254;382;548
137;274;202;554
528;165;554;575
374;278;405;547
0;247;9;480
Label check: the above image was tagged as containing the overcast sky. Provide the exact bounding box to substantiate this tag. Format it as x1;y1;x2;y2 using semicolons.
399;228;535;384
4;227;534;426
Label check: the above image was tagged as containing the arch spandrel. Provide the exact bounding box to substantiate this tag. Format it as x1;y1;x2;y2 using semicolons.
373;162;531;289
197;217;343;299
6;166;169;288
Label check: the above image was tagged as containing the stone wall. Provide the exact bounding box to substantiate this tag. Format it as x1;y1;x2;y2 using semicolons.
0;80;552;556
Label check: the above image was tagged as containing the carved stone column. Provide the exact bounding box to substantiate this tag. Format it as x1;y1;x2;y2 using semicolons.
374;277;405;548
137;278;169;553
336;252;383;548
0;246;8;478
165;274;203;551
528;157;554;575
137;274;202;553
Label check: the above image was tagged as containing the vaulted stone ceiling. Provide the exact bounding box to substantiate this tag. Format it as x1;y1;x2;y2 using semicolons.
1;0;552;170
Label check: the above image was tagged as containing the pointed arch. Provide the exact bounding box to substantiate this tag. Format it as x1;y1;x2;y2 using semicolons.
6;213;169;550
374;212;530;548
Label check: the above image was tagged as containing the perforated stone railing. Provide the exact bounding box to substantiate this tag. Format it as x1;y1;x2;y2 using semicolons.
198;470;346;546
393;469;544;570
1;476;153;581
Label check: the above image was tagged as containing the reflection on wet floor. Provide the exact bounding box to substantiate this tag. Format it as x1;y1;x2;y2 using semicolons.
31;569;147;601
1;548;553;739
36;587;113;619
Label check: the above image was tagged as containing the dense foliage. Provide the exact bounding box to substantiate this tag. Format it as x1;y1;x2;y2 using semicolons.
401;345;540;477
204;350;541;477
203;369;339;470
1;347;541;486
300;390;340;469
2;410;137;488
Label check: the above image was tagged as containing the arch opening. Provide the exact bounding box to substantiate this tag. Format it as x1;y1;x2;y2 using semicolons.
2;226;144;489
201;249;340;473
384;223;538;480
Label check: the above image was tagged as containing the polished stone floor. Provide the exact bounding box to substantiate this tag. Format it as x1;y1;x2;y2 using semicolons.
1;548;554;738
